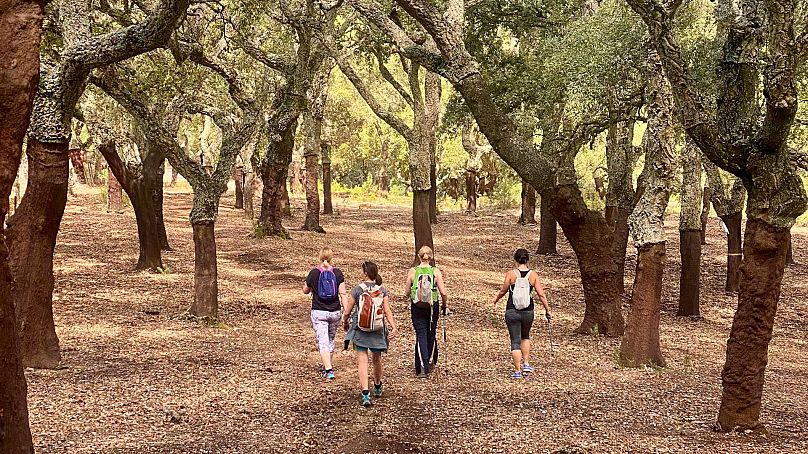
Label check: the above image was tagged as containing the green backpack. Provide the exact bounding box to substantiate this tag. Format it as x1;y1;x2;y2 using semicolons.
411;266;437;307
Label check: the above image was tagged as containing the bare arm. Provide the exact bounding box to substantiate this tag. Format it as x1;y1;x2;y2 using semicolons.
492;271;513;305
382;295;398;339
338;282;347;309
303;281;311;294
404;268;415;299
342;292;356;331
434;268;448;308
531;273;551;315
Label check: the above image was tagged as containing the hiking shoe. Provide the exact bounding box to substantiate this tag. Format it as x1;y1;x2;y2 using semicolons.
324;370;335;380
361;393;372;407
373;383;383;398
511;372;523;379
522;364;534;374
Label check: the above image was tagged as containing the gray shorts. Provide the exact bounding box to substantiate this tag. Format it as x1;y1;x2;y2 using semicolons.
505;309;534;351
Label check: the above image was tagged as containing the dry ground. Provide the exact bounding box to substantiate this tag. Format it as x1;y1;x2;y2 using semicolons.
26;187;808;453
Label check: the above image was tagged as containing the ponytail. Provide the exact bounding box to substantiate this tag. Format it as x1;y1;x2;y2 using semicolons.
362;261;383;286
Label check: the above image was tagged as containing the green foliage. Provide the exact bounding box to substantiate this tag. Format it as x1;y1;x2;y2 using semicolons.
156;265;173;275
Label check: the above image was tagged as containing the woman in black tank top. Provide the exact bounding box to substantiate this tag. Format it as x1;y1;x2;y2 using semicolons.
492;249;551;379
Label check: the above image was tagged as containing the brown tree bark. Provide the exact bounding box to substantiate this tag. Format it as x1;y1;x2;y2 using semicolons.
259;125;296;238
191;221;218;320
99;142;163;270
149;159;171;251
718;220;789;432
465;170;477;213
429;162;438;223
620;243;666;367
519;179;537;225
546;185;625;336
0;0;44;447
413;189;435;264
537;191;558;255
302;152;324;232
721;213;742;294
7;139;67;369
322;143;333;215
281;179;291;218
69;148;87;184
234;166;244;210
170;166;178;186
785;235;794;266
107;169;123;212
610;207;631;293
678;230;702;316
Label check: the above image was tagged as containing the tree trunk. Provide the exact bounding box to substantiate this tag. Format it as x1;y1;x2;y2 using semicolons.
700;187;711;245
610;207;631;294
69;148;87;184
107;169;123;212
7;138;67;369
537;191;557;255
678;230;702;316
243;169;255;219
717;219;789;432
322;162;333;215
519;179;537;225
721;212;742;293
170;166;178;186
0;0;43;446
619;243;666;367
281;179;291;217
191;221;218;321
234;166;244;210
547;185;624;336
148;161;171;251
302;152;324;232
429;162;438;223
413;189;434;265
465;169;477;213
130;182;162;270
259;125;295;238
785;236;794;266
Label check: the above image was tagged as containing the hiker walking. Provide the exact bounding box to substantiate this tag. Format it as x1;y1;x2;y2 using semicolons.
342;261;398;407
492;248;551;379
404;246;448;377
303;249;347;380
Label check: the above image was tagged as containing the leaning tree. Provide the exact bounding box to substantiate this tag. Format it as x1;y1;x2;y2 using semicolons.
0;0;46;448
627;0;808;431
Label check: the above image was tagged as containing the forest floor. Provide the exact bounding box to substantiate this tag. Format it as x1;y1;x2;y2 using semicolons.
25;186;808;453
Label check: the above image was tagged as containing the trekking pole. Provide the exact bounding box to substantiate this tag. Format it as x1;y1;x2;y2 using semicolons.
546;316;554;356
442;305;448;375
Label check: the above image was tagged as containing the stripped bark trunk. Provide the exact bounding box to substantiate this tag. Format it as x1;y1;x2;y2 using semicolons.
537;191;558;255
69;148;87;184
519;179;537;225
149;159;170;251
107;169;123;211
322;143;333;214
678;139;703;316
191;221;218;320
259;125;295;238
722;212;743;293
0;0;44;446
7;139;67;369
620;48;676;368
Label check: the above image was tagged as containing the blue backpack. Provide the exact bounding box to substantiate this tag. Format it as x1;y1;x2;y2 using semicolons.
317;267;338;300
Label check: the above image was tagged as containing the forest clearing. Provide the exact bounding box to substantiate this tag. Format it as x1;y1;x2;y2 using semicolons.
25;188;808;453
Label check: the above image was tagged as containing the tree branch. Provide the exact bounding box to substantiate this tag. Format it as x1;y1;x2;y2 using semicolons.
374;48;414;107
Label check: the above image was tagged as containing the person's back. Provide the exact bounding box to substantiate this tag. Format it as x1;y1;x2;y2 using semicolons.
303;249;346;380
405;246;448;376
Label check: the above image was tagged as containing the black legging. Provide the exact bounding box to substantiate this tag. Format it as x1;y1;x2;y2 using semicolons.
411;301;439;374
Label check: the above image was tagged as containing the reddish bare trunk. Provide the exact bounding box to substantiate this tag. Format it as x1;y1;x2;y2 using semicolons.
302;153;324;232
234;166;244;210
519;179;537;225
537;191;557;255
322;161;333;215
130;183;162;270
0;0;43;447
259;126;295;238
69;148;87;184
605;206;631;294
191;221;218;321
548;185;624;336
107;169;123;212
465;170;477;213
677;230;701;316
718;220;789;432
721;213;742;293
7;138;66;369
413;189;434;264
620;242;666;367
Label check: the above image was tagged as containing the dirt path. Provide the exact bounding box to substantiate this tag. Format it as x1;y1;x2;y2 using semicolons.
26;188;808;453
